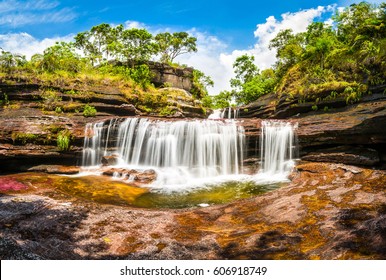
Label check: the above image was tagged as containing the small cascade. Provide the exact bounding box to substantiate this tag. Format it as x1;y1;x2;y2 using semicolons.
259;120;297;176
208;107;239;119
82;118;245;187
208;109;223;119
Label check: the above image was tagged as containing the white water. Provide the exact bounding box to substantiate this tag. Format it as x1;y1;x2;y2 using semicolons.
81;118;297;190
259;120;297;179
82;118;245;189
207;107;240;119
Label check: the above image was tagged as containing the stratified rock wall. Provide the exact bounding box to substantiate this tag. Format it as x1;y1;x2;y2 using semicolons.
146;61;194;92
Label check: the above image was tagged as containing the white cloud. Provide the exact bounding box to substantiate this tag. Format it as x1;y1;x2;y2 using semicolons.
0;0;76;27
214;5;336;95
0;32;73;59
0;0;60;13
124;20;148;30
175;29;231;95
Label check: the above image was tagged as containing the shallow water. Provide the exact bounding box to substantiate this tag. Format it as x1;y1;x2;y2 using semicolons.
0;172;285;209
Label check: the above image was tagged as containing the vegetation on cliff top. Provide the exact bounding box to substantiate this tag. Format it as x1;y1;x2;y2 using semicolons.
0;24;212;115
210;1;386;108
1;2;385;112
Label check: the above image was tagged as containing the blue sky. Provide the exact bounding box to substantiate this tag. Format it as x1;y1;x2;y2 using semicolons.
0;0;384;94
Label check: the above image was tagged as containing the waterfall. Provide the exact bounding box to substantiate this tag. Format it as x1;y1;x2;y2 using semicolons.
259;120;297;176
208;107;239;119
81;117;298;188
82;118;245;187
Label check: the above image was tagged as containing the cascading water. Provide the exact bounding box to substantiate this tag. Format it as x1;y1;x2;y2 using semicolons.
208;107;239;119
82;118;245;188
81;117;297;191
259;120;297;178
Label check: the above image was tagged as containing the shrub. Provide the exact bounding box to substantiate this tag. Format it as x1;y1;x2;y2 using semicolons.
83;104;97;117
57;130;71;151
55;106;62;113
11;132;38;144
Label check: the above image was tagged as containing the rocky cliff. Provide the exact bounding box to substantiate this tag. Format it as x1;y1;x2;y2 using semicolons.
1;72;385;173
0;72;206;172
241;88;386;169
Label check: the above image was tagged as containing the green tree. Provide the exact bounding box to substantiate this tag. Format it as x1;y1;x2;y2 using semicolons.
269;29;304;77
211;90;234;109
229;54;270;105
230;54;259;88
39;42;83;73
0;50;26;73
191;69;214;99
116;28;157;66
155;32;197;63
303;22;338;70
74;23;118;64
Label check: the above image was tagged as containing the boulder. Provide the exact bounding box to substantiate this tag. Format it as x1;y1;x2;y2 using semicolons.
101;155;119;166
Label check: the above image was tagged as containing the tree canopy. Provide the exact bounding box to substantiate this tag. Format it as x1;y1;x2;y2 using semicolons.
212;1;386;108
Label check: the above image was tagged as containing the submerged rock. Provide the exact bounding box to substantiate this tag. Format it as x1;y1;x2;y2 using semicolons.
101;167;157;184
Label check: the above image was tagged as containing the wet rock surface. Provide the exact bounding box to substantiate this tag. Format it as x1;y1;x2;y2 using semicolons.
1;162;385;259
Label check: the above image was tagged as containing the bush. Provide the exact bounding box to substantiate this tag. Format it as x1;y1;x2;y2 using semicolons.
11;132;38;144
57;130;71;151
83;104;97;117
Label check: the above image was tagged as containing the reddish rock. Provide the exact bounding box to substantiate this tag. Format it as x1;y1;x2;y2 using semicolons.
101;155;119;166
0;178;28;191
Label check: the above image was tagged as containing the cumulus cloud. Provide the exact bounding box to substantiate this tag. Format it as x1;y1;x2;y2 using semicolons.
0;32;73;58
220;5;336;81
0;0;77;27
175;28;231;95
124;20;148;30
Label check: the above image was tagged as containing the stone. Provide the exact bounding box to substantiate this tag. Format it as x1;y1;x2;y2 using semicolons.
101;155;119;166
302;146;380;166
28;165;80;174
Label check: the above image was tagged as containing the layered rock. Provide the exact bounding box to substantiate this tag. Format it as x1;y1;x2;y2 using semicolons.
241;95;386;169
0;162;385;259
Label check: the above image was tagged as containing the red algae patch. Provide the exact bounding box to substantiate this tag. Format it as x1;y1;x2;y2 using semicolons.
0;177;28;192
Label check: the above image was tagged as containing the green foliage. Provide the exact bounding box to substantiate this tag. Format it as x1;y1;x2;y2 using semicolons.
117;28;157;65
40;88;61;102
57;130;71;151
0;93;9;106
191;69;214;99
155;32;197;63
129;64;153;88
210;90;233;109
201;95;214;108
35;42;85;73
262;1;386;105
159;106;176;116
312;105;318;111
11;132;38;144
225;54;277;105
83;104;97;117
0;50;26;73
55;106;62;114
74;24;197;65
